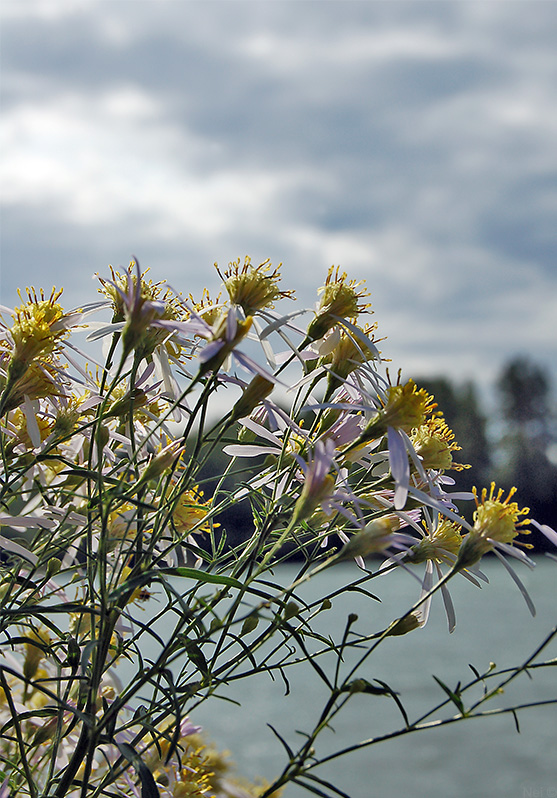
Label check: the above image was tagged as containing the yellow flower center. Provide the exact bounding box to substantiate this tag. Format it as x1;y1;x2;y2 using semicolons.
172;487;214;535
472;483;530;544
410;520;463;564
307;266;372;341
217;256;294;316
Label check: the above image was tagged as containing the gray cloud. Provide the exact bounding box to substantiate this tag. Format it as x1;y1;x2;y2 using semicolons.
1;0;556;390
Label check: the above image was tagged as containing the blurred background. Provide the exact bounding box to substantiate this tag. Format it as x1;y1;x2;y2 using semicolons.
1;0;556;529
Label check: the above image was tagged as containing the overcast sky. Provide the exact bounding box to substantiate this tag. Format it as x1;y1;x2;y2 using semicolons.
1;0;556;397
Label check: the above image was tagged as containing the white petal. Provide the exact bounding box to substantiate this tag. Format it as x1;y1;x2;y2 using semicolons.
0;534;38;565
23;395;41;449
494;548;536;616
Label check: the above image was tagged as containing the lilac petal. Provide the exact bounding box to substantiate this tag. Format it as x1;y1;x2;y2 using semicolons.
259;308;310;339
388;427;409;510
335;316;380;360
136;361;156;386
494;548;536;616
530;519;557;548
23;395;41;449
437;563;457;633
0;534;38;565
226;307;237;341
199;339;224;363
252;317;277;368
241;417;283;446
492;539;535;568
86;322;126;341
233;350;283;384
64;343;107;374
223;444;277;457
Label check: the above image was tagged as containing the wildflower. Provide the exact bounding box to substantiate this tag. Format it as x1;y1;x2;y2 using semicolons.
336;516;415;562
98;259;169;360
356;379;436;445
409;519;463;566
456;483;531;569
405;519;467;633
172;486;215;537
229;374;275;422
0;288;79;415
454;483;557;616
410;415;469;473
3;288;67;368
217;256;294;316
198;309;254;376
292;439;337;524
306;266;372;343
318;324;379;399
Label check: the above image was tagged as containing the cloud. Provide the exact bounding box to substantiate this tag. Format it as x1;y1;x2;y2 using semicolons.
1;0;556;391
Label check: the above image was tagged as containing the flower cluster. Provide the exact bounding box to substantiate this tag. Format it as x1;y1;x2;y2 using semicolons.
0;256;555;798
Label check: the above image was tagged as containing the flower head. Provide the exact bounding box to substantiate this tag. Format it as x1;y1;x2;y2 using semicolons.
7;288;67;363
411;415;469;472
0;288;77;414
96;260;187;362
217;256;294;316
409;519;463;565
292;439;337;524
348;379;436;453
307;266;372;342
456;483;531;569
172;486;215;537
318;324;379;399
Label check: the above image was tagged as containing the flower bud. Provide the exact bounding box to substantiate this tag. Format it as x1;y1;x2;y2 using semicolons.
230;375;274;422
385;613;422;636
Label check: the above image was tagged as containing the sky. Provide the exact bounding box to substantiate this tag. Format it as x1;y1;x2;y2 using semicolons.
1;0;556;399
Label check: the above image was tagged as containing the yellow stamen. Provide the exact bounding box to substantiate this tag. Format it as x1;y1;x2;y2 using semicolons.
217;256;294;316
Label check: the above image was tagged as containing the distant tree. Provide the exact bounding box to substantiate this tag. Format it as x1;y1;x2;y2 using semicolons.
495;357;557;547
497;356;552;442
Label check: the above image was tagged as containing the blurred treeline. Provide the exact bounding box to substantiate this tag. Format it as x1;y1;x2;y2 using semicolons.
199;356;556;554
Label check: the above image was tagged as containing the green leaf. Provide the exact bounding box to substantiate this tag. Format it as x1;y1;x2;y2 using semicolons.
117;741;160;798
433;675;466;715
108;567;243;602
185;641;209;677
162;567;243;589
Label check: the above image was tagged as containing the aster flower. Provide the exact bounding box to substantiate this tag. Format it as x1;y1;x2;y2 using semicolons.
164;305;282;386
318;323;380;400
0;288;86;416
401;516;488;632
454;483;557;616
410;414;469;473
306;265;372;343
217;256;295;317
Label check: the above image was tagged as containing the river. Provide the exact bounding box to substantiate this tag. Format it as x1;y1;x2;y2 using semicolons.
185;557;557;798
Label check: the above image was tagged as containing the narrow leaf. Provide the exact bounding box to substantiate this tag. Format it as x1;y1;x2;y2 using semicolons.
116;741;160;798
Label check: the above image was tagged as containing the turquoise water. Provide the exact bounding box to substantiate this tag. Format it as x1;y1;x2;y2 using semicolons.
186;558;557;798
